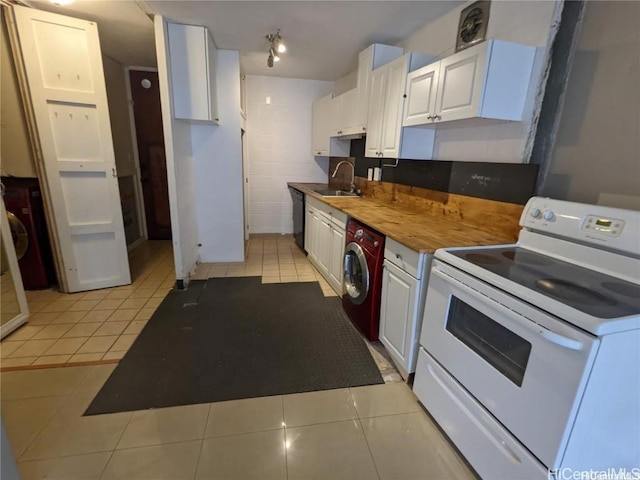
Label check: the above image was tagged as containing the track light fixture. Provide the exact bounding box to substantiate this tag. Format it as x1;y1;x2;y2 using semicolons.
266;30;286;68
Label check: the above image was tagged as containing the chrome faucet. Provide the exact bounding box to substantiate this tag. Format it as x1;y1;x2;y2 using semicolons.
331;160;355;193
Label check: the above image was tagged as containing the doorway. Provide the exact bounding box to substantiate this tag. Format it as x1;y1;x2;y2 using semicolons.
128;69;172;240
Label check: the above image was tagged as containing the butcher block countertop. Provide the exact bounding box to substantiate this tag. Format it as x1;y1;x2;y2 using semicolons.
289;182;523;254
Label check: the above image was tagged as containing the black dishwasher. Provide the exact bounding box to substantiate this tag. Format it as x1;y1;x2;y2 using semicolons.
289;187;305;252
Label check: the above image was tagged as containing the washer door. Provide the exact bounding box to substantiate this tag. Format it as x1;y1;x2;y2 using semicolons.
344;242;369;305
6;212;28;261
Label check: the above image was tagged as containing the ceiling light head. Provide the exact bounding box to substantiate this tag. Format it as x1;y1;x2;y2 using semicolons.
266;30;285;67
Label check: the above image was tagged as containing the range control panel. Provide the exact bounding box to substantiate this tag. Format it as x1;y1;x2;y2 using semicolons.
582;215;625;238
521;197;640;255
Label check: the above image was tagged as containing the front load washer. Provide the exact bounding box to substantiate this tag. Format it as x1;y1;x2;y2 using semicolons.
2;177;55;290
342;218;385;341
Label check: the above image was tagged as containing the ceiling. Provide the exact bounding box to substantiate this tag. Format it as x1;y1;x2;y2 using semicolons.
23;0;464;81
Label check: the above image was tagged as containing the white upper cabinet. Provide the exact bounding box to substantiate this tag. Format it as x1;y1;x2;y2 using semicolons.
364;67;387;158
312;94;350;157
365;53;435;159
167;22;218;123
312;94;331;155
330;89;359;137
403;63;440;126
381;56;411;157
355;44;404;134
403;40;536;127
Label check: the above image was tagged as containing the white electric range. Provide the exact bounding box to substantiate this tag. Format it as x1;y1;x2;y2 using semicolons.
413;197;640;479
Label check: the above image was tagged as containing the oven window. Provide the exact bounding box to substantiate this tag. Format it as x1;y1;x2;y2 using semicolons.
446;297;531;387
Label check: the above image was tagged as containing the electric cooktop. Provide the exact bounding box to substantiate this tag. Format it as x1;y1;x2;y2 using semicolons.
450;246;640;320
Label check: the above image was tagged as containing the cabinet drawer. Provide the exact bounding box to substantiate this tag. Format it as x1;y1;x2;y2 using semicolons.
331;209;347;228
307;196;333;217
384;238;423;278
413;349;548;480
307;197;347;228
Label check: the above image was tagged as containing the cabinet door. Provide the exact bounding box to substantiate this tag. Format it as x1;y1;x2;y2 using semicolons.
316;217;331;275
341;89;358;135
380;261;417;375
403;62;439;127
364;67;386;158
328;226;345;292
355;46;373;133
329;94;342;136
435;44;488;123
380;56;408;158
205;32;219;123
311;95;329;155
168;23;214;122
304;206;314;255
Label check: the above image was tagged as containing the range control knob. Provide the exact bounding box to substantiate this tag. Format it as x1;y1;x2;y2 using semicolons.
530;208;542;218
355;229;363;239
543;210;555;221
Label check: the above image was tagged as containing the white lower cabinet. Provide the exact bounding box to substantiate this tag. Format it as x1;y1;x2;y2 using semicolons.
316;216;332;274
328;224;345;291
305;196;346;294
379;238;429;379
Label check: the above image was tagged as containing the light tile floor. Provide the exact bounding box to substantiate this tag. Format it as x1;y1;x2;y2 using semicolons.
1;234;476;479
1;241;175;370
1;236;400;380
1;364;476;480
192;234;339;297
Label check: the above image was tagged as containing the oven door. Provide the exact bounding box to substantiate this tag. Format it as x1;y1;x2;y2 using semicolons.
421;260;599;469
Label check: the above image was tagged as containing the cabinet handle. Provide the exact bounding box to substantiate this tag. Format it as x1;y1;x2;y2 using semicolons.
362;127;366;131
432;114;441;121
427;114;434;120
317;151;322;155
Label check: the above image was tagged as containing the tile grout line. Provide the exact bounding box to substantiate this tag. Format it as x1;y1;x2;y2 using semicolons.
96;380;136;479
193;402;214;479
358;416;383;480
347;386;383;480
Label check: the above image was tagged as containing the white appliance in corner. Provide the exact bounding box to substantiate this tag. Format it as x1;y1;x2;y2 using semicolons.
414;197;640;479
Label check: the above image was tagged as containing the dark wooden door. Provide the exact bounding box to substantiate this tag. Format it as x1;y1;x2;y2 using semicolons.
129;70;171;240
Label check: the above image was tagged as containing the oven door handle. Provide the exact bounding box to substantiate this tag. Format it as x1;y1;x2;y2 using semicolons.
432;266;584;352
537;328;583;351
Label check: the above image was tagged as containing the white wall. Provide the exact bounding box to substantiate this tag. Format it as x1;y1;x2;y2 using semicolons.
193;50;244;262
541;1;640;209
1;9;36;177
245;75;333;234
399;0;562;164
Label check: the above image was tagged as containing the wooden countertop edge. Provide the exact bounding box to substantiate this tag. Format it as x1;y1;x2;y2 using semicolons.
288;182;520;254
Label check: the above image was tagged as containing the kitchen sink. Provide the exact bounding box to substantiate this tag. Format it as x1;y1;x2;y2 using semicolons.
314;189;360;197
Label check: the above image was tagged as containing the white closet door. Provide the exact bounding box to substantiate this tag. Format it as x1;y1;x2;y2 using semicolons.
13;5;130;292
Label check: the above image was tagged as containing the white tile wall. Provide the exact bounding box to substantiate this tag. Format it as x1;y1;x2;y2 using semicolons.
245;75;333;234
